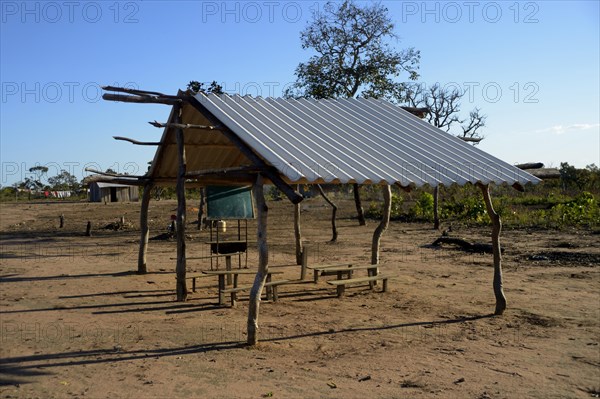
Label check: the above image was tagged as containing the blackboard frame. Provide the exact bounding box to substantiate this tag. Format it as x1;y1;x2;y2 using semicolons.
206;185;255;220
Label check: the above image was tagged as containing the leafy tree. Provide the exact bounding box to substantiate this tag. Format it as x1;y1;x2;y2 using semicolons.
187;81;223;95
286;0;419;99
286;0;420;225
48;170;79;191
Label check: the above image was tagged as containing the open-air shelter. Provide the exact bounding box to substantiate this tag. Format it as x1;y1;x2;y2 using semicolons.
96;86;540;345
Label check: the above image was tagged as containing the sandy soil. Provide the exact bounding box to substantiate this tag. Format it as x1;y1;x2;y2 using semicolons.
0;197;598;399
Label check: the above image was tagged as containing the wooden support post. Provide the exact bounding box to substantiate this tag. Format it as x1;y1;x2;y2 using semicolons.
479;183;507;315
174;104;188;302
300;248;308;281
317;184;338;242
371;185;392;265
433;185;440;230
138;182;153;274
59;214;64;228
353;183;366;226
247;175;269;346
226;256;232;286
294;185;303;265
197;187;206;230
85;221;92;237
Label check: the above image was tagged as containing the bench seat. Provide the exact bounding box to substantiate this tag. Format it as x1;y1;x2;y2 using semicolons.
327;275;389;297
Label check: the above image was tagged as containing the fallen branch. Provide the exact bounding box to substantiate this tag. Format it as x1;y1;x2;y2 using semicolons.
431;236;501;254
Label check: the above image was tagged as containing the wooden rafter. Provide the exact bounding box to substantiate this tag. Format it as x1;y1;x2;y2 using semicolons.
148;121;224;130
113;136;161;146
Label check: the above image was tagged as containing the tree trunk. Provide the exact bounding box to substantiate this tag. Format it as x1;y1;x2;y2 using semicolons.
294;185;303;265
317;184;338;242
371;185;392;265
175;105;188;302
479;184;506;315
247;175;269;346
353;183;366;226
138;182;153;274
433;186;440;230
197;187;206;230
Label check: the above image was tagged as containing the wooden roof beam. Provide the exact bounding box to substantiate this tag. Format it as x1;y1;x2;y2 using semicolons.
113;136;160;145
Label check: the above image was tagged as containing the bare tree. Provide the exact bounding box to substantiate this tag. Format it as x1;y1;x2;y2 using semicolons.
404;83;486;229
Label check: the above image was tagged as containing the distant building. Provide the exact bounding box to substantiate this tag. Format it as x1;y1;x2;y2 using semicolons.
88;182;139;203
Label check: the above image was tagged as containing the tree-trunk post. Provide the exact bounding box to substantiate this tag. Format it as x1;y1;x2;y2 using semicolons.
293;185;303;265
175;104;188;301
300;247;308;281
371;184;392;265
317;184;338;242
247;174;269;346
197;187;206;230
59;214;64;228
85;221;92;237
433;185;440;230
353;183;366;226
138;182;153;274
479;183;506;315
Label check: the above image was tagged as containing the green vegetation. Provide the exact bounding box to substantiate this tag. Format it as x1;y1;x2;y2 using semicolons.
365;163;600;229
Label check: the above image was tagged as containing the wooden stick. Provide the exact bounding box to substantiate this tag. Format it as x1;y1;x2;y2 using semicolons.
148;121;224;130
84;168;146;180
433;186;440;230
102;93;181;105
113;136;161;146
174;104;188;302
515;162;544;170
138;182;153;274
185;166;261;178
317;184;338;242
478;183;506;315
353;183;366;226
459;136;483;143
102;85;169;97
294;184;303;264
247;174;269;346
371;185;392;265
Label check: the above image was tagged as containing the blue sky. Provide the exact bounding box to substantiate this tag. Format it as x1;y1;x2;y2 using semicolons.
1;0;598;186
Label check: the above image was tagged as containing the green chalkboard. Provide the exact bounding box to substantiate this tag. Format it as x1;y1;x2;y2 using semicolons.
206;185;255;220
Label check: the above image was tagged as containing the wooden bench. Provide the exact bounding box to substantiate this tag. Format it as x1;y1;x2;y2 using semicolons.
308;263;353;282
221;279;295;307
327;275;389;297
183;274;213;292
313;264;379;282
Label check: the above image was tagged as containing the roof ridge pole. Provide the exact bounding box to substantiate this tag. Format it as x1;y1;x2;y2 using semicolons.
138;181;154;274
478;183;507;315
371;184;392;265
174;103;188;302
247;174;269;346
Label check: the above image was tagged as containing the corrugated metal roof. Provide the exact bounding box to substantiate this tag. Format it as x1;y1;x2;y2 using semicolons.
187;93;540;187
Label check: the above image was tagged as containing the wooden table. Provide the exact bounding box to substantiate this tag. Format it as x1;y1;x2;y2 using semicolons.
202;269;283;306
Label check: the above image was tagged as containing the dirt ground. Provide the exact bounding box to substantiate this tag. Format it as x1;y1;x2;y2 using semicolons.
0;197;598;398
